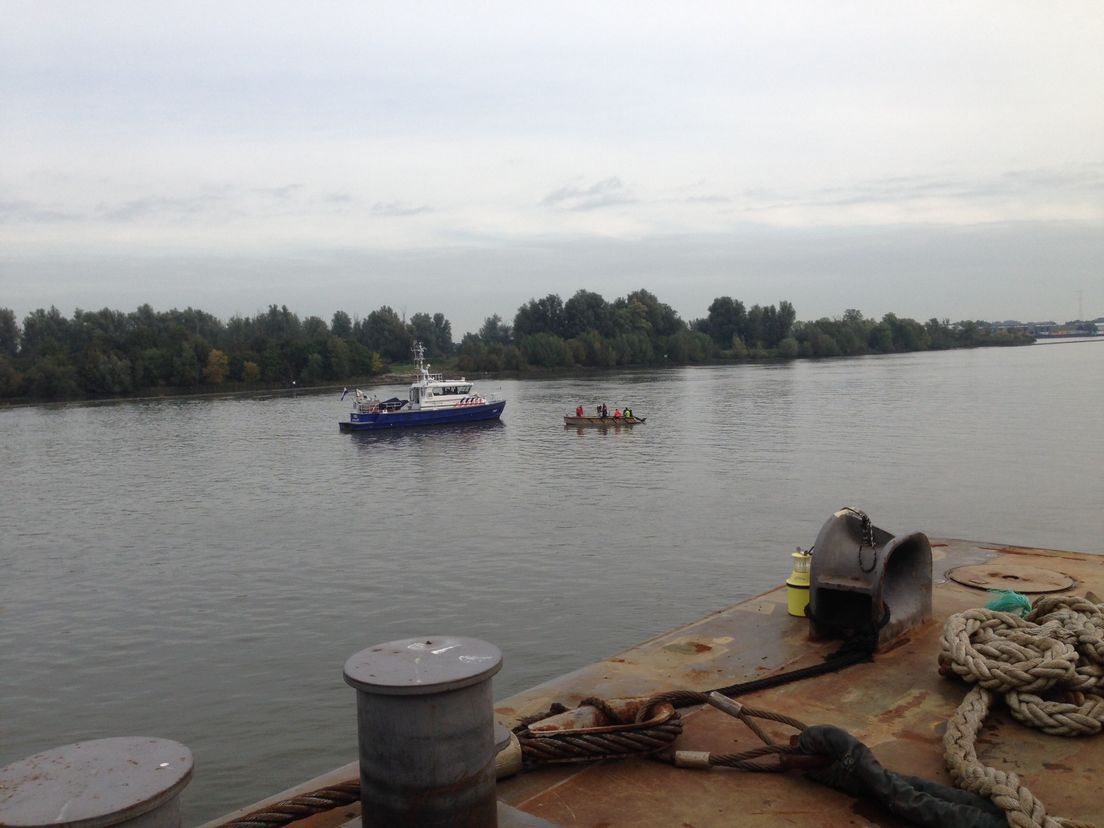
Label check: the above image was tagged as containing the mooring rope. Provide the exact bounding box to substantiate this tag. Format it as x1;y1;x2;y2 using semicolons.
216;781;360;828
939;595;1104;828
511;607;882;768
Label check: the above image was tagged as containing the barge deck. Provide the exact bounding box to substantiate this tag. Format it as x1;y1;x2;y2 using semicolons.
204;537;1104;827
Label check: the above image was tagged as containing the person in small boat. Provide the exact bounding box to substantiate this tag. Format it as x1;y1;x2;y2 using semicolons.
613;407;622;418
624;406;633;420
601;403;609;418
575;405;584;417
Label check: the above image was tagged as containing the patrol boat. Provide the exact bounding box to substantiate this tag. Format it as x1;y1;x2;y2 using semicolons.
339;342;505;431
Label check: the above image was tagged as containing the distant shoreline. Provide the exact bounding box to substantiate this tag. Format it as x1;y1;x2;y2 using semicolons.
2;341;1076;410
1033;336;1104;345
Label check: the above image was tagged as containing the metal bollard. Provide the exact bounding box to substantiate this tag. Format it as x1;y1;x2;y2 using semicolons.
344;635;503;828
0;737;192;828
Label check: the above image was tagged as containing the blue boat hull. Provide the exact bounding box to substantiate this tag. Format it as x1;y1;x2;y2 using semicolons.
339;401;506;431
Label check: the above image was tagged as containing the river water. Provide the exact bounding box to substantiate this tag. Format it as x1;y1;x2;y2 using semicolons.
2;342;1102;822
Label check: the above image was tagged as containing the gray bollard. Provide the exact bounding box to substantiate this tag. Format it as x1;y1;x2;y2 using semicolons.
344;635;503;827
0;737;192;828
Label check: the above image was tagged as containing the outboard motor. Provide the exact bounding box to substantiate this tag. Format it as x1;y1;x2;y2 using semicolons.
807;508;932;650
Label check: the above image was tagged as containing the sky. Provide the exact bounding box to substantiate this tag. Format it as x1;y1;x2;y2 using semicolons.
2;1;1102;335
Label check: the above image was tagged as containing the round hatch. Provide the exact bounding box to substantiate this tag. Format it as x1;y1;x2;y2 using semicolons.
946;563;1073;593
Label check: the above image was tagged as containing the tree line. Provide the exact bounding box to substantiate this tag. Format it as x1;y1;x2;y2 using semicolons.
0;290;1031;402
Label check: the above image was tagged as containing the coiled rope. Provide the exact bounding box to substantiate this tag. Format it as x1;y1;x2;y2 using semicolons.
939;595;1104;828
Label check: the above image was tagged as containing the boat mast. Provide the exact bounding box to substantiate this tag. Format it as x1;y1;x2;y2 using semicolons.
412;341;429;381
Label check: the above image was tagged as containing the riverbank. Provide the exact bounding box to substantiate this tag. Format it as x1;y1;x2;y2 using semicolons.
0;337;1045;409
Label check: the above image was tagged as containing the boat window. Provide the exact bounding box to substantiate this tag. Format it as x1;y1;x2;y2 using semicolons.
458;385;471;394
411;388;420;404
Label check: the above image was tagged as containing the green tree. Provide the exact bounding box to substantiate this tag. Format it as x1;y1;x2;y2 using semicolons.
137;347;171;386
885;314;930;352
478;314;513;345
326;337;351;378
260;343;286;382
770;301;797;347
926;318;953;350
408;312;453;356
514;294;566;338
300;352;325;384
431;312;454;355
778;337;799;358
20;306;71;357
571;329;615;366
0;308;19;357
241;361;260;383
303;316;330;341
619;289;683;337
25;354;80;399
203;349;230;384
79;350;134;395
331;310;352;338
361;306;410;362
703;297;747;349
172;342;201;386
563;290;613;338
0;355;23;397
519;332;573;367
258;304;301;341
868;322;894;353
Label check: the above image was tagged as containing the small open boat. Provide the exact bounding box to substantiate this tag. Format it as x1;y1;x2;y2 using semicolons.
564;414;646;427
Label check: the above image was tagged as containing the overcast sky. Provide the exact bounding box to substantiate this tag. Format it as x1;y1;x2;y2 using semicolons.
2;1;1102;334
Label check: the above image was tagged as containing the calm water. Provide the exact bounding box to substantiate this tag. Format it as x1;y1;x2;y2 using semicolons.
2;343;1102;822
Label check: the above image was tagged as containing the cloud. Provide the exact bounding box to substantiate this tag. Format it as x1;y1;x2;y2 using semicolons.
685;195;732;205
541;177;637;211
95;194;226;222
253;184;303;200
0;199;79;224
806;165;1104;209
370;201;431;217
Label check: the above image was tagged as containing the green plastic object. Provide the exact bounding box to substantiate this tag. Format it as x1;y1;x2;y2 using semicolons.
985;589;1032;617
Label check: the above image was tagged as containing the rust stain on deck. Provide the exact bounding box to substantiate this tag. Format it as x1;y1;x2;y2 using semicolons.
876;689;930;724
661;641;714;655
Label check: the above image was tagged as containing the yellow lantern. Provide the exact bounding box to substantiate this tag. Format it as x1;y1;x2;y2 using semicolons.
786;547;812;618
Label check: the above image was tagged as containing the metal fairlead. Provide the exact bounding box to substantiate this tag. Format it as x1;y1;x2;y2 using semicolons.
807;508;932;650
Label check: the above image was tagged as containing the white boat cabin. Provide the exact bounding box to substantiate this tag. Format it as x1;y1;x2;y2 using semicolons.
350;342;487;414
411;380;476;408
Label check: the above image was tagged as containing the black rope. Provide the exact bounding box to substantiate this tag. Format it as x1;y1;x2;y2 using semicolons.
642;605;888;716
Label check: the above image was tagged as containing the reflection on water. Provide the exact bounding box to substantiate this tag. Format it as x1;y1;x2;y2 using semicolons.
347;418;507;450
1;344;1102;822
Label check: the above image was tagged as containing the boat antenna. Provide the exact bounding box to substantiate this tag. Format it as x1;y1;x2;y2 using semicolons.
412;341;428;377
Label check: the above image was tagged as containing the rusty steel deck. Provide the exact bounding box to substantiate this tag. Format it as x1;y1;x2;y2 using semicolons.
205;539;1104;828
